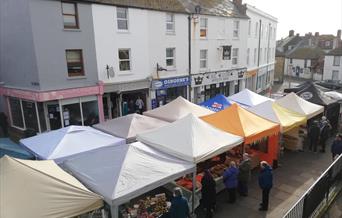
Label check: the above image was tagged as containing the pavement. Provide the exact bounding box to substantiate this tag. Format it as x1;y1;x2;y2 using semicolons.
323;190;342;218
195;147;333;218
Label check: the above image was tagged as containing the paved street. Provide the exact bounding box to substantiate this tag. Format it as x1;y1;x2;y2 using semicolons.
323;190;342;218
196;147;333;218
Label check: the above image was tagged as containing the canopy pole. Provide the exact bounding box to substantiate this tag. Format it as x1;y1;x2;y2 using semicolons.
192;170;196;214
110;205;119;218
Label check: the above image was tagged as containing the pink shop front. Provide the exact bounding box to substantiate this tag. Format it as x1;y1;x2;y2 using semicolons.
0;84;105;135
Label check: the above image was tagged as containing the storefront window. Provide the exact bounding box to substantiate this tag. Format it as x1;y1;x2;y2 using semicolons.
122;91;147;116
9;98;24;128
22;101;39;132
37;103;47;132
62;103;82;126
82;101;99;126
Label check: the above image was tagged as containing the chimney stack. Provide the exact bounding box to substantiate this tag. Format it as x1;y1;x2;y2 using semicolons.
233;0;242;5
315;32;319;37
337;29;341;39
233;0;246;15
289;30;294;37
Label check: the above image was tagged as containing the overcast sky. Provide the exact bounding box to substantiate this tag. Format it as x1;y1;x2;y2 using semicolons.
244;0;342;40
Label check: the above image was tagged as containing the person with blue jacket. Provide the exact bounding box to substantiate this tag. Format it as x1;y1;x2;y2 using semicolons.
258;161;273;211
223;161;239;203
331;134;342;160
169;187;190;218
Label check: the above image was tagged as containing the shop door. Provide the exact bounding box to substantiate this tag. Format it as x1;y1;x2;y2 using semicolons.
47;104;62;130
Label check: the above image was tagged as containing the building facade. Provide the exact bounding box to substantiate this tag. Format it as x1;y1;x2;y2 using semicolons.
323;48;342;81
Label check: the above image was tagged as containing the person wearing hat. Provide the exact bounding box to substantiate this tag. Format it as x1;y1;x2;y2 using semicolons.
319;116;332;153
258;161;273;211
331;134;342;160
238;153;251;197
170;187;190;218
308;120;320;152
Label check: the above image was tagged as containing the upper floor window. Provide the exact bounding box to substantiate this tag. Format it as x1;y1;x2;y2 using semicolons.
117;7;128;30
332;70;339;80
232;48;239;65
325;41;331;47
62;2;79;29
255;22;258;38
333;56;341;66
200;49;208;69
118;49;131;71
248;20;251;36
166;13;175;33
233;20;239;38
166;48;176;68
200;18;208;38
247;48;250;66
66;49;84;77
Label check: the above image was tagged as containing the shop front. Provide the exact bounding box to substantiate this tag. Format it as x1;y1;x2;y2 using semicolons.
245;69;257;91
150;76;190;109
191;68;247;104
0;83;104;135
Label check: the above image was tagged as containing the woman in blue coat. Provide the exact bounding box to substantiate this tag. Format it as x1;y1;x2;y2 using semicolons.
258;161;273;211
223;161;239;203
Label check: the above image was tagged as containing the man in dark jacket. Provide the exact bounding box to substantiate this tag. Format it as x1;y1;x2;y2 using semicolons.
319;116;332;153
170;187;190;218
223;161;239;203
308;120;320;152
201;169;216;218
331;134;342;160
238;153;251;196
258;161;273;211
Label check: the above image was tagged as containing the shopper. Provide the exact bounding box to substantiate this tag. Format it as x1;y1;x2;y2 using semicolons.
170;187;190;218
223;161;239;204
201;169;216;218
308;120;320;152
258;161;273;211
319;116;332;153
238;153;251;196
135;96;144;114
331;134;342;160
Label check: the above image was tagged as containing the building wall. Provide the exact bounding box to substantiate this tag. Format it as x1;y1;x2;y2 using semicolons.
0;0;39;90
30;0;99;91
284;58;312;79
323;55;342;80
275;56;285;82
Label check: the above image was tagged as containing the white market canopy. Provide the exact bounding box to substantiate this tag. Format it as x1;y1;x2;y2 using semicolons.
63;142;195;207
275;92;324;119
93;113;169;142
325;91;342;101
20;125;125;163
228;88;273;108
137;114;243;163
143;96;213;122
0;156;103;218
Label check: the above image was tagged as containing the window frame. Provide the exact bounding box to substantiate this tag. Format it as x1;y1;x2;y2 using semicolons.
166;48;176;68
65;49;85;77
61;1;79;29
166;13;175;33
232;48;239;65
200;17;208;38
199;49;208;69
333;56;340;66
116;7;129;31
233;20;240;38
332;70;339;80
118;49;132;72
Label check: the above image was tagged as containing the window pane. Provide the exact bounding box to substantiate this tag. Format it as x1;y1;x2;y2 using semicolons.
82;101;99;126
37;102;47;132
120;61;130;71
119;50;130;59
62;2;75;15
166;48;174;58
166;14;174;22
9;98;24;128
166;59;174;66
117;8;127;19
66;50;84;77
200;50;207;59
166;23;174;31
63;16;77;27
117;20;128;30
200;29;207;37
22;101;39;133
200;18;207;28
200;60;207;68
66;50;81;62
233;48;238;56
62;103;81;126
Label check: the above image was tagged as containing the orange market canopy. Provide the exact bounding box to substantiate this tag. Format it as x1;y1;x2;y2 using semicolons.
201;104;280;144
143;96;213;122
247;100;307;133
275;92;324;119
0;156;103;218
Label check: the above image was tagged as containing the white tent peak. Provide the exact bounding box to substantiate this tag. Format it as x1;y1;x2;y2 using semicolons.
247;100;280;123
137;114;243;163
228;88;273;107
143;96;213;122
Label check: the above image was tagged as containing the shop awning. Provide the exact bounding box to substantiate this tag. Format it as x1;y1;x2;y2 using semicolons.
63;142;195;206
93;113;169;142
275;93;324;119
137;114;243;163
143;96;213;122
247;101;307;133
201;104;280;144
227;89;273;108
20;125;125;163
199;94;231;112
0;156;103;218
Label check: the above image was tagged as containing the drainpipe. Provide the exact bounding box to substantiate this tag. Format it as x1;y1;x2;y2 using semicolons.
188;15;192;101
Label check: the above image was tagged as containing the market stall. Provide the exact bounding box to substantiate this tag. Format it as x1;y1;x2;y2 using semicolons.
20;125;125;163
63;143;195;218
143;96;213;122
0;138;34;159
137;114;243;208
93;113;169;143
201;104;281;167
199;94;231;112
0;155;103;218
227;88;273;108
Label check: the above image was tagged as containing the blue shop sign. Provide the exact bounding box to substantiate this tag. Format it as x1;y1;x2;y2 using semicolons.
152;76;190;90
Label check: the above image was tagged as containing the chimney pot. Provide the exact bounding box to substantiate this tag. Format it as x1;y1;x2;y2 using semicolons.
289;30;294;37
337;29;341;39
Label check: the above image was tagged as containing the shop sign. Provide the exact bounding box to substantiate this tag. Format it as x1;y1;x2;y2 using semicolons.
300;92;313;100
152;76;190;90
222;45;231;60
191;68;246;87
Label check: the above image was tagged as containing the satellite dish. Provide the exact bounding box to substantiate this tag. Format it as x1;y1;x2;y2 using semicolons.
106;66;115;78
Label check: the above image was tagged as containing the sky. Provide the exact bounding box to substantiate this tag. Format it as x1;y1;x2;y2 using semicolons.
243;0;342;40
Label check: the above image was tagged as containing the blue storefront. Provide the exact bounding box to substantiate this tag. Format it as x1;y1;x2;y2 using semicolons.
151;76;190;109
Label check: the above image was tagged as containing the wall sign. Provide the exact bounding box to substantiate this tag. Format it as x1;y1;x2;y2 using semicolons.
152;76;190;90
222;45;232;60
191;68;247;87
